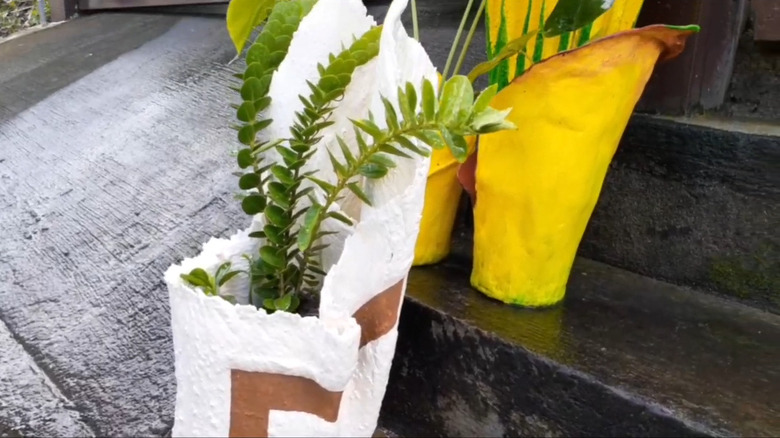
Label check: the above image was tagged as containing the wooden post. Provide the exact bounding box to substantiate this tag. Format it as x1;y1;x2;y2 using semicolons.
752;0;780;42
634;0;749;114
50;0;77;22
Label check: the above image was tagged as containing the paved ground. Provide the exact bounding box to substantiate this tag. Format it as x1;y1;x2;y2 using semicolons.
0;12;251;436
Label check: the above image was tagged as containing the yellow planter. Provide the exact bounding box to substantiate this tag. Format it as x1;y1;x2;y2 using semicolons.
414;1;645;266
413;137;476;266
472;25;697;307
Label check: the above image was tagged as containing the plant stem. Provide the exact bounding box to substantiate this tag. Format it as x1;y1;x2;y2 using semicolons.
299;123;438;277
452;0;486;77
410;0;419;41
442;0;476;81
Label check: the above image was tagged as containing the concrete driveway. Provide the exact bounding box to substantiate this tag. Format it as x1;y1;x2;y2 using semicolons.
1;12;259;436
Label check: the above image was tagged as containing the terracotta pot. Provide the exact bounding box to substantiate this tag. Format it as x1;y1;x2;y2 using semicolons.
470;25;698;307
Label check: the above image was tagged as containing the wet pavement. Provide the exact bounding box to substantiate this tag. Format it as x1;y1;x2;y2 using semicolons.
1;13;245;436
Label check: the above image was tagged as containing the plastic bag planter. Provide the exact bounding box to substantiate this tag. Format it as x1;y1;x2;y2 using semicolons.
165;0;436;436
468;25;698;307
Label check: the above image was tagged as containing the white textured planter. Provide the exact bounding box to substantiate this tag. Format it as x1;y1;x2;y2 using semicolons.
166;227;362;437
165;0;436;436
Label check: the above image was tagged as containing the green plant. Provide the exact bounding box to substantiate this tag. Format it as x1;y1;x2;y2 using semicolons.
181;0;515;313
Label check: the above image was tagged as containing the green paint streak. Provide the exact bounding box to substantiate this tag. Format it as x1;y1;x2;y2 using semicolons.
577;22;592;47
491;0;511;89
665;24;701;32
514;0;534;77
532;0;546;63
557;31;571;52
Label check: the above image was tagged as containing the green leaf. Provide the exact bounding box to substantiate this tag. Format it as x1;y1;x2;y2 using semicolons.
268;181;288;199
215;262;232;280
347;182;372;206
438;75;475;127
237;149;254;169
237;101;257;122
254;96;272;113
241;77;267;102
327;210;353;225
467;32;538;83
354;128;369;153
264;204;289;227
218;270;242;287
308;176;336;192
381;97;400;130
238;173;261;190
359;162;388;179
274;294;292;311
264;224;284;245
470;107;516;133
336;137;356;164
221;294;237;304
473;84;498;114
422;79;437;121
288;294;301;312
181;268;211;288
276;145;299;164
405;82;418;117
398;133;434;154
238;125;255;146
352;119;384;140
379;143;412;159
226;0;277;53
242;195;267;215
262;298;277;310
397;86;415;125
441;128;469;162
270;165;294;185
543;0;612;37
259;245;285;269
308;264;327;276
327;150;348;177
297;204;323;251
253;118;273;133
368;153;396;169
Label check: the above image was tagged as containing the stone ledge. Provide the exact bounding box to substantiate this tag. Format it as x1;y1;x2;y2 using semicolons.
380;252;780;437
582;113;779;314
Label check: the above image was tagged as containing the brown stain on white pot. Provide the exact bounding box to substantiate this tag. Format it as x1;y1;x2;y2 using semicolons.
228;278;406;437
354;278;405;347
229;370;343;438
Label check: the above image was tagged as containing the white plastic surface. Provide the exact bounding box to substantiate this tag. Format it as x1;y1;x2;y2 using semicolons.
165;230;361;437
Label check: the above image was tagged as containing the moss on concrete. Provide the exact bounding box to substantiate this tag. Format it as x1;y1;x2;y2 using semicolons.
709;244;780;308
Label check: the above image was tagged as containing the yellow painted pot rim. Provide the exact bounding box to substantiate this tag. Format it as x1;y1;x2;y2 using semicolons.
460;24;698;203
522;24;698;77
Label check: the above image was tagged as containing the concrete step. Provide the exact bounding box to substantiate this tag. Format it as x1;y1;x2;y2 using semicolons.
582;113;779;314
379;242;780;437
